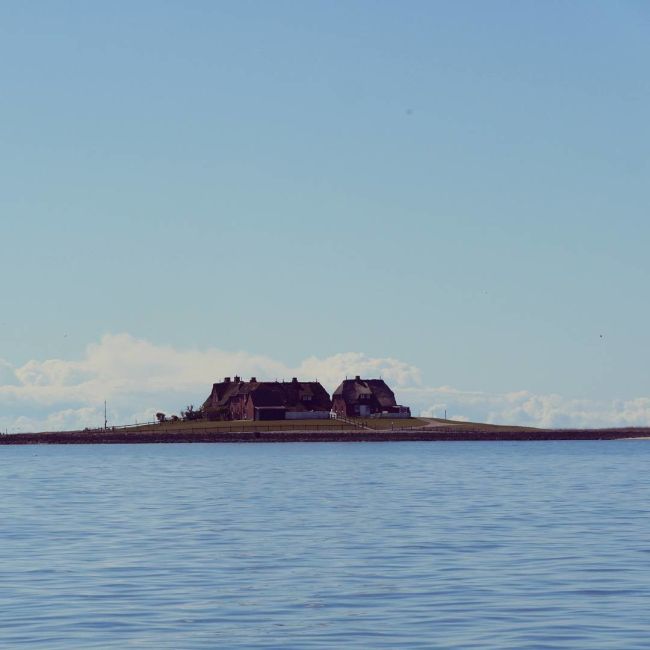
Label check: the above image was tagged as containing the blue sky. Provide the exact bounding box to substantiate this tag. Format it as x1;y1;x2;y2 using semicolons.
1;1;649;430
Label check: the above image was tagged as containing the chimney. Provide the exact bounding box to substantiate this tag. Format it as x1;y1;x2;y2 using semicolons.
234;375;241;383
355;375;361;381
292;377;298;384
250;376;257;382
224;377;231;383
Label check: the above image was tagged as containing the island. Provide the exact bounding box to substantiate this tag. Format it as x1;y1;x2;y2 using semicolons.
2;375;648;444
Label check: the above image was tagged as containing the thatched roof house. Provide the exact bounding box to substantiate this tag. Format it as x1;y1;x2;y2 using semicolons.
202;376;332;421
332;376;410;418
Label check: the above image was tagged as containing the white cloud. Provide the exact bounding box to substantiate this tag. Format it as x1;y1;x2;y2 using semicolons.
1;333;649;432
295;352;421;389
408;386;650;429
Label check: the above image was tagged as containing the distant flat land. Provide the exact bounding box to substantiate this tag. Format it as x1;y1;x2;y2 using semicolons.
1;418;650;444
120;417;431;433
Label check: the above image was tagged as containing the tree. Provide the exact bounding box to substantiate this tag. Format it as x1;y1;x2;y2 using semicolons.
181;404;202;421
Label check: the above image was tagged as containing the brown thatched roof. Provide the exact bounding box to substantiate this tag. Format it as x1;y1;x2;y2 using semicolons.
203;377;331;413
332;377;397;409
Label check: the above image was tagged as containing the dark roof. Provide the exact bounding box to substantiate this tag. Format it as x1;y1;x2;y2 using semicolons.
202;379;251;410
203;378;331;412
248;383;288;407
332;377;397;408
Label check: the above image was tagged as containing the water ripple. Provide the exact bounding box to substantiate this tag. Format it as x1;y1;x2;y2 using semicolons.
1;441;650;648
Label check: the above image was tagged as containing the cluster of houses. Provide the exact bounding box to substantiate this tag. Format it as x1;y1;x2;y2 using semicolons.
201;375;411;421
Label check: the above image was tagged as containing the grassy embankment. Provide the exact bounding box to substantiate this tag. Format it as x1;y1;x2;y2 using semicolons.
115;416;540;434
420;417;539;432
6;417;650;444
119;417;430;433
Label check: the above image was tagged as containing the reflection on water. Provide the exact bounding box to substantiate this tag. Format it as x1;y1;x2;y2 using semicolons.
1;441;649;648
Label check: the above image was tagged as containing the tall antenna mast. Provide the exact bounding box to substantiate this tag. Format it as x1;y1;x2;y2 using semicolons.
104;400;107;431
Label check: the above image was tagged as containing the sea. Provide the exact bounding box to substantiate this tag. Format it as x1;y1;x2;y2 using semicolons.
1;441;649;649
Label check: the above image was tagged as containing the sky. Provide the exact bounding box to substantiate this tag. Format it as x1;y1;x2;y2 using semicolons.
1;1;649;431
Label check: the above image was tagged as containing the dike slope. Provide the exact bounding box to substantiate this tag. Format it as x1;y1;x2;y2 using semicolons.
1;426;649;444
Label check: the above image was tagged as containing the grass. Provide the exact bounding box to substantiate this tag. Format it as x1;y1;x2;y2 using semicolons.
115;417;429;433
353;417;429;430
105;416;542;436
420;417;539;431
119;418;356;433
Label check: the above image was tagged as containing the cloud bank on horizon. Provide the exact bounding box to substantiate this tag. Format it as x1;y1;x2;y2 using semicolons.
1;333;649;433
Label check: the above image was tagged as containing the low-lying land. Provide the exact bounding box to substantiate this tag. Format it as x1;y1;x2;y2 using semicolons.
1;418;649;444
121;416;430;433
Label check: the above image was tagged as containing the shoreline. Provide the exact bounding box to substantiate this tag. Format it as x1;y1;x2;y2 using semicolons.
2;426;650;445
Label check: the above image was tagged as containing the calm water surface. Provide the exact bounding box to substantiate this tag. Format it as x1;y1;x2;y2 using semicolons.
1;441;649;648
